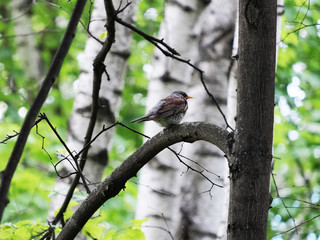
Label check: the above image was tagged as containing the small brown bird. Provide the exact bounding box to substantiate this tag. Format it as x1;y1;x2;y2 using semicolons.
131;91;192;127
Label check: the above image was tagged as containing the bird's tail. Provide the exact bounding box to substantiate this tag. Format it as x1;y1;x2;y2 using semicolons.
130;116;150;123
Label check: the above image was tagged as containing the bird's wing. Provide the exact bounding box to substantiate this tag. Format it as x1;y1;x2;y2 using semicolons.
155;97;186;118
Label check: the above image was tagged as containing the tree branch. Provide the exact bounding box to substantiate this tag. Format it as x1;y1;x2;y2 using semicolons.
51;0;118;226
56;122;229;239
114;15;233;130
0;0;88;222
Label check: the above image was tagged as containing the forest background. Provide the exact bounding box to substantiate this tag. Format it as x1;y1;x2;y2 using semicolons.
0;0;320;239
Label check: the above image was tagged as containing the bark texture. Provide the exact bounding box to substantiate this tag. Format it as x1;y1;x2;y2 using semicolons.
0;0;87;222
136;1;205;238
56;122;229;240
135;0;235;239
227;1;277;239
177;1;235;239
48;0;137;219
12;0;44;86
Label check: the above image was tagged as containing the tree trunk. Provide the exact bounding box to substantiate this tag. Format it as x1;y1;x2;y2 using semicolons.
12;0;44;87
227;1;277;239
48;0;137;220
177;1;235;239
136;0;235;239
135;1;207;239
56;122;230;240
0;0;88;222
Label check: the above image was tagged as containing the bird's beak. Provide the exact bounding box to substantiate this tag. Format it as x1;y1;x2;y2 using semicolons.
187;96;193;99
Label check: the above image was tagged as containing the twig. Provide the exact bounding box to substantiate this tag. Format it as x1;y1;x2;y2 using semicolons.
0;1;33;22
114;17;233;130
117;121;150;139
0;29;62;39
87;0;94;33
55;122;229;239
177;150;221;178
271;172;298;234
142;209;174;240
35;122;52;160
115;16;180;56
167;147;223;193
39;0;103;44
53;152;78;174
77;122;119;157
0;131;19;144
39;113;90;193
280;0;318;43
269;214;320;239
119;122;223;191
0;0;88;221
51;0;118;227
281;197;320;209
130;180;175;196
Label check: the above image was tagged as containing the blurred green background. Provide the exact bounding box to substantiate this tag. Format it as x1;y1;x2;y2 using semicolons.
1;0;320;239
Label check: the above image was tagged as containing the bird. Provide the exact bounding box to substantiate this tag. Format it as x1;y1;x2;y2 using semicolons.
131;91;192;127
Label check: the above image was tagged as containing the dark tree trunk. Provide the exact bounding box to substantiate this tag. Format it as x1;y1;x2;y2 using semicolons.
227;0;277;239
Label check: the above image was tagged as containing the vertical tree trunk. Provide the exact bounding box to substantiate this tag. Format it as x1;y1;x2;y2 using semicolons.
227;1;277;239
136;0;235;239
12;0;44;86
48;0;137;219
177;1;235;239
135;2;204;238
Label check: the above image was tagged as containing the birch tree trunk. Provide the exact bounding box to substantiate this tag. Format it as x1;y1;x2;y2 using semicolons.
177;2;235;239
12;0;44;87
136;1;235;239
49;0;137;218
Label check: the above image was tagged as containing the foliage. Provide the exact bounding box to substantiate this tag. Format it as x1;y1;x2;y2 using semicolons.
0;0;160;238
0;219;59;240
115;0;164;148
1;0;320;238
269;0;320;239
83;218;147;240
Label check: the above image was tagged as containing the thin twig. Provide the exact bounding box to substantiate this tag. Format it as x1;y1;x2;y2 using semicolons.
0;29;62;39
142;209;174;240
51;0;118;227
0;0;88;221
115;17;233;130
0;1;33;22
269;215;320;239
119;122;223;192
35;122;52;160
0;131;19;144
271;171;298;234
39;0;103;44
39;113;91;193
167;147;223;192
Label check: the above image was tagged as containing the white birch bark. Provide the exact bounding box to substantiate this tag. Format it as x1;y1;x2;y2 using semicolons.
227;0;239;129
12;0;44;85
136;1;235;239
135;2;206;239
48;0;138;221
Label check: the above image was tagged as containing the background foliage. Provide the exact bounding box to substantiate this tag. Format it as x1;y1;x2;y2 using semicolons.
0;0;319;239
271;0;320;239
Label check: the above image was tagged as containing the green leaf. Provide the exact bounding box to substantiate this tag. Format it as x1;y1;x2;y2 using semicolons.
117;229;145;240
99;31;108;40
103;230;117;240
131;218;148;229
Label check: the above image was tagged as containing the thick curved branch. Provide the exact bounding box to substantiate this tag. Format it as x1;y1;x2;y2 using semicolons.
56;122;229;240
